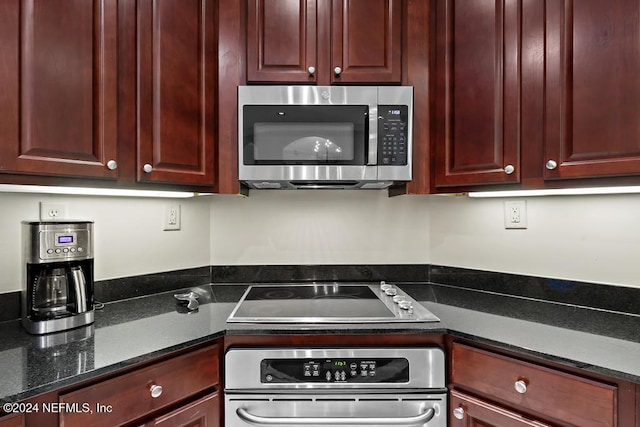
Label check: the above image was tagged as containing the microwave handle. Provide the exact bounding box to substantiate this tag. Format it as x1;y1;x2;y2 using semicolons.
368;114;379;165
368;144;377;166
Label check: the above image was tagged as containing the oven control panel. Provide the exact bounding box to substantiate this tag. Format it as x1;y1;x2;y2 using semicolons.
261;358;409;383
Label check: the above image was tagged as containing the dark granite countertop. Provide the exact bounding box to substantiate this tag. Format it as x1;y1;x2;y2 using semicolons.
1;282;639;405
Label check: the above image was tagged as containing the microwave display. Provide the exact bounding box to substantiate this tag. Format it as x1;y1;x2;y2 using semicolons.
243;105;368;165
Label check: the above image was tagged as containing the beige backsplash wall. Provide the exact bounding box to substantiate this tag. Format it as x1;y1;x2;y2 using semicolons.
2;189;638;294
209;190;430;266
428;194;640;288
0;193;211;293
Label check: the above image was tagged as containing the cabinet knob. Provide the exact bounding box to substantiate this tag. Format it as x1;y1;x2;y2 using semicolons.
106;160;118;170
143;163;153;173
307;66;316;75
149;384;163;398
545;159;558;170
453;407;465;420
504;164;515;175
514;379;528;394
334;66;342;76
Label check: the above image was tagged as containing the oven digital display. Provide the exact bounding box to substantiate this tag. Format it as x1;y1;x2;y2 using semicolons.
261;358;409;384
57;235;74;244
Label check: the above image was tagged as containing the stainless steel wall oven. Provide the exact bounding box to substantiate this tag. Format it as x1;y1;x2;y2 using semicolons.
225;347;446;426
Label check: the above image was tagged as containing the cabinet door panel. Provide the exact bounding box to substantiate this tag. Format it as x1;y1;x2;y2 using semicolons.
137;0;216;186
0;0;118;179
435;0;520;187
331;0;401;83
452;344;616;427
247;0;317;83
451;391;550;427
545;0;640;179
145;393;219;427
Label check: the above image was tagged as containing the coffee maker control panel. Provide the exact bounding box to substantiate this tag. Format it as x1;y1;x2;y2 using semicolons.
39;230;90;260
23;222;93;263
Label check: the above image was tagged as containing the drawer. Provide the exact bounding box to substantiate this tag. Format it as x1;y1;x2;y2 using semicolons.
451;344;616;427
450;390;550;427
60;345;218;427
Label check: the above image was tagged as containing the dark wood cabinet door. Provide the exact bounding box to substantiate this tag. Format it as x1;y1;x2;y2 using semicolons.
450;391;550;427
144;393;220;427
0;414;24;427
544;0;640;180
247;0;318;83
0;0;118;179
434;0;521;187
331;0;401;83
137;0;216;186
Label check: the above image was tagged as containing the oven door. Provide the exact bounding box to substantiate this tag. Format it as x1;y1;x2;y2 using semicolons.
225;392;446;427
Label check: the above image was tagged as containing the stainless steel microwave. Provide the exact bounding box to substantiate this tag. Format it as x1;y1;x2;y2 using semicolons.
238;85;413;189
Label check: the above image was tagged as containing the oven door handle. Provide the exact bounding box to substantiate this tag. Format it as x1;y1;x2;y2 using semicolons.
236;406;436;425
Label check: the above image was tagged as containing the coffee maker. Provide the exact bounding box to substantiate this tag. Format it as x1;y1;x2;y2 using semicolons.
22;221;94;334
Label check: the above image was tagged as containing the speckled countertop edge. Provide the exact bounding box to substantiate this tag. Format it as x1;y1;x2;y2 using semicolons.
1;282;639;405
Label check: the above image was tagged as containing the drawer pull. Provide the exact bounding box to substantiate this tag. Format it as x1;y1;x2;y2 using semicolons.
453;407;465;420
514;379;528;394
149;384;163;398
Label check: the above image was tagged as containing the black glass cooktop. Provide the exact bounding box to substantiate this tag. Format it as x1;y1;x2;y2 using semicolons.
226;283;440;323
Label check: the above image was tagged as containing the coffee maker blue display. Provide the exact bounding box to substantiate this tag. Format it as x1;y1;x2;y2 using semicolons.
22;221;94;334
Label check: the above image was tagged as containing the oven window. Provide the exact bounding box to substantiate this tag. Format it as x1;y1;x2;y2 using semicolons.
243;105;368;165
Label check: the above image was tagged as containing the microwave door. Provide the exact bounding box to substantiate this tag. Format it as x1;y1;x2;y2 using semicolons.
243;105;368;166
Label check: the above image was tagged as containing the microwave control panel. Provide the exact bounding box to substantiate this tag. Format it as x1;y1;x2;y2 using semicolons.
378;105;409;166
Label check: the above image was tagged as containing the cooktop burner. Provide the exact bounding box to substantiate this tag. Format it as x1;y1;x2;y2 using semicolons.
245;284;376;301
226;283;440;323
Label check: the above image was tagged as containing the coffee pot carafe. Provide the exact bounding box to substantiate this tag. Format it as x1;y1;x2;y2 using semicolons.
22;221;94;334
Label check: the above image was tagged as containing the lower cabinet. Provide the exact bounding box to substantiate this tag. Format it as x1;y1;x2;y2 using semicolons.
450;343;619;427
450;390;549;427
143;392;219;427
59;344;219;427
0;414;24;427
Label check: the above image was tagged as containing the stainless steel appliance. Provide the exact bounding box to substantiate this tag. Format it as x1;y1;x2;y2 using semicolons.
226;282;439;323
238;85;413;189
22;221;94;334
225;347;447;426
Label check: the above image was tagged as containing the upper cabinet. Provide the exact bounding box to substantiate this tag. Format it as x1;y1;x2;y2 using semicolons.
136;0;217;186
246;0;317;83
432;0;640;192
434;0;521;188
0;0;119;179
0;0;217;190
543;0;640;180
246;0;402;85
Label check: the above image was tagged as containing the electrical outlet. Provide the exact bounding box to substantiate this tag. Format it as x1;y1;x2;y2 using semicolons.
504;200;527;229
164;204;181;231
40;202;68;221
